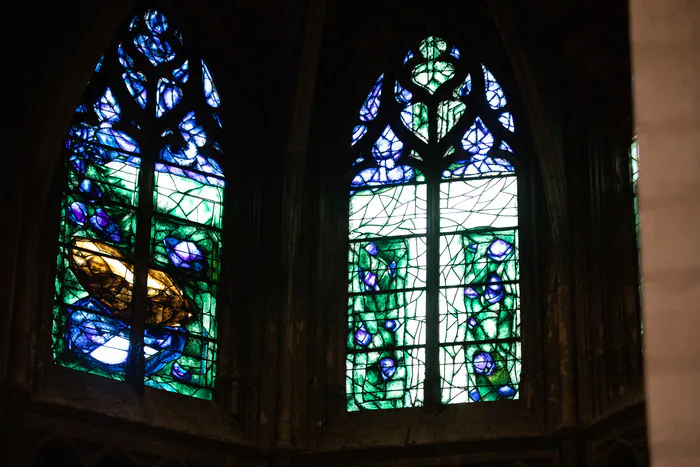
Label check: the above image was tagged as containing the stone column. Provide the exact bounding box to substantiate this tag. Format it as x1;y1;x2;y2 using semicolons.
630;1;700;466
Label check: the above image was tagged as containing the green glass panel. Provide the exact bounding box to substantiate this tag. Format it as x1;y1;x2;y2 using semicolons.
437;101;466;141
346;347;425;411
440;342;520;404
144;336;217;400
150;216;222;282
153;170;224;227
348;289;426;350
401;102;429;143
439;230;519;287
348;237;427;293
412;37;455;94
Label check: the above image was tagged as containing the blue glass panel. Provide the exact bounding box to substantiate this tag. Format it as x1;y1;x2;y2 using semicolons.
118;44;133;68
157;78;183;117
454;74;472;98
359;74;383;122
352;125;367;146
95;88;120;124
483;65;507;109
450;46;461;59
202;60;220;108
395;81;413;104
462;118;494;155
173;60;189;83
351;165;416;188
123;71;147;108
372;126;403;163
145;10;169;34
442;157;514;179
404;50;414;64
499;112;514;132
179;112;207;147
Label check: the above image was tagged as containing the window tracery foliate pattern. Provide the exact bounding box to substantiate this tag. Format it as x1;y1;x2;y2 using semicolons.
347;37;521;411
53;9;224;399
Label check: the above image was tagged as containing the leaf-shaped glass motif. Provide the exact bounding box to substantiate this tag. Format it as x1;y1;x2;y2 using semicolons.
123;71;147;108
437;101;466;141
54;8;225;400
462;118;494;155
404;50;414;64
359;74;383;122
157;78;182;117
401;102;429;143
483;65;507;109
412;37;455;94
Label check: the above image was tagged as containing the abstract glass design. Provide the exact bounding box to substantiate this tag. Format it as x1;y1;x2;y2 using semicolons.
347;37;520;410
53;9;224;399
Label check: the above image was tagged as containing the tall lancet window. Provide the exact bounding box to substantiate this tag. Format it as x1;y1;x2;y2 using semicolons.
347;37;520;411
53;9;225;399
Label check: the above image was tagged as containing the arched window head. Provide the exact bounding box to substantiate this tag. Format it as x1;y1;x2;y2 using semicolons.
53;9;224;400
347;36;520;411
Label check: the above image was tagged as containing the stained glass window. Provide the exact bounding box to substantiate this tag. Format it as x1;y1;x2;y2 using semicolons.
630;137;642;331
53;9;224;400
347;37;520;411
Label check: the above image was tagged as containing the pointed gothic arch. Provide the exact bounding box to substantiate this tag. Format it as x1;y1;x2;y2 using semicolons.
51;7;225;400
346;36;521;410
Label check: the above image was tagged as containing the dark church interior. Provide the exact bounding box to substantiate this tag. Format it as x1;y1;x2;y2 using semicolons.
5;0;692;465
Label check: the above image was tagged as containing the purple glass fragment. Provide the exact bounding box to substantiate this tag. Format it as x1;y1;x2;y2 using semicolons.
383;319;399;332
359;75;382;122
89;208;122;242
79;179;102;201
387;261;397;278
164;238;204;272
464;287;479;299
171;362;192;382
469;388;481;401
68;201;89;226
354;326;371;347
379;357;397;380
365;242;379;256
487;239;513;262
484;274;505;304
497;385;516;398
472;352;495;376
